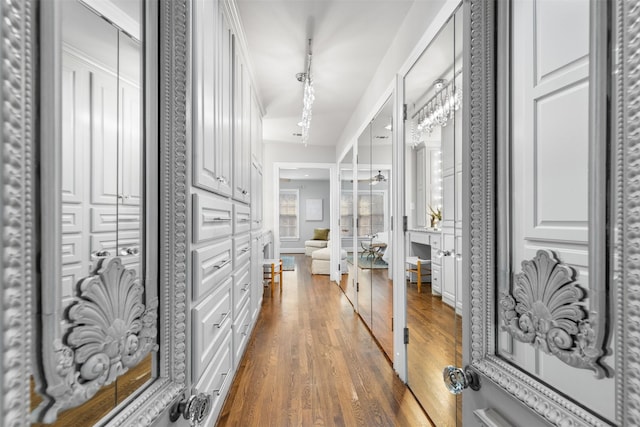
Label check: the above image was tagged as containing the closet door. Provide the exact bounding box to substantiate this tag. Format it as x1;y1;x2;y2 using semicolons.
461;1;627;426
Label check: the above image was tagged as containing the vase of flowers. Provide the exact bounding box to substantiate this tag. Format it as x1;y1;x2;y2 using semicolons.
428;206;442;229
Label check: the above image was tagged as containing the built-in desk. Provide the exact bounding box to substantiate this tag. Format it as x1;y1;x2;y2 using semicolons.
407;229;442;295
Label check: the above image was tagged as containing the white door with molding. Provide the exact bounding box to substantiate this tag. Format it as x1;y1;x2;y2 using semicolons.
458;1;638;426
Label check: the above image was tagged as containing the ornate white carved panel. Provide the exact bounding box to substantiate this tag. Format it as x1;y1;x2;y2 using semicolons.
192;239;233;301
192;277;232;382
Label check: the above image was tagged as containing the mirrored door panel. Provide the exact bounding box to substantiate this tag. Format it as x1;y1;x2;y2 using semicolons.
368;98;393;360
404;6;462;426
32;1;155;424
356;125;373;330
339;148;357;305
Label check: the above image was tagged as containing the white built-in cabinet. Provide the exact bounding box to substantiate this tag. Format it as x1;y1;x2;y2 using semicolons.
193;0;233;197
191;0;263;424
233;48;252;203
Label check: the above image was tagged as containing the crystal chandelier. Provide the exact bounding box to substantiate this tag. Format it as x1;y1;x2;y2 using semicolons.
297;39;314;146
412;70;462;146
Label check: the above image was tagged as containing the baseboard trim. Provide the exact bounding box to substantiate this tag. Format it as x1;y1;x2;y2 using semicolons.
281;248;305;254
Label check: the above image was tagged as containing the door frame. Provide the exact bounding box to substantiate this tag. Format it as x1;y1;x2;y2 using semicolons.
273;162;338;281
462;0;639;425
2;1;190;425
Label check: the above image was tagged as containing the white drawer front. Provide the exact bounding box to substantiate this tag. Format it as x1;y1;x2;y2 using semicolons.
233;234;251;268
192;239;233;301
192;277;232;381
233;203;251;234
431;265;442;294
233;298;251;367
233;264;251;314
193;193;233;243
410;231;430;245
195;331;234;426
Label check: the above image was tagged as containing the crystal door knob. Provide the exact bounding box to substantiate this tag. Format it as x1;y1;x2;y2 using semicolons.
170;393;212;425
442;365;480;394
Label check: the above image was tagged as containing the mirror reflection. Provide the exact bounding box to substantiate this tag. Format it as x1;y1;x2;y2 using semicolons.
404;6;463;426
32;1;155;424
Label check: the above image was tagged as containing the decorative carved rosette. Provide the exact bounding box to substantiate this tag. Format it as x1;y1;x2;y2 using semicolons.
36;258;158;422
500;250;606;377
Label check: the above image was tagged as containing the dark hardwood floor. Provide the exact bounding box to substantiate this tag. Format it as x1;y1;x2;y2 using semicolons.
217;254;432;426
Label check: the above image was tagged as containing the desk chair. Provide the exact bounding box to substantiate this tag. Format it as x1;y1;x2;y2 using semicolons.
406;256;431;293
263;259;283;296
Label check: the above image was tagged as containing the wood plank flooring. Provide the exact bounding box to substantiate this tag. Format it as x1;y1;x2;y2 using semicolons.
406;282;463;427
217;254;432;427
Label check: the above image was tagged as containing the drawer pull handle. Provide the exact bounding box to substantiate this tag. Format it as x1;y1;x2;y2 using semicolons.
241;247;250;254
242;284;250;292
214;259;231;270
239;218;250;223
214;312;229;328
214;371;231;396
241;324;250;336
209;217;231;223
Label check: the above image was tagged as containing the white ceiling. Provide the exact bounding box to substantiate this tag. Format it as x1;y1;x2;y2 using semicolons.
236;0;416;147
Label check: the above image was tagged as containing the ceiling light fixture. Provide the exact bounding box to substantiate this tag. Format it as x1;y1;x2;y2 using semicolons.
370;170;387;185
296;38;314;146
412;69;462;146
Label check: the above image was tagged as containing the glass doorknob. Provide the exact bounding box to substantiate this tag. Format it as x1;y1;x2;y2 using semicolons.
169;392;212;425
442;365;480;394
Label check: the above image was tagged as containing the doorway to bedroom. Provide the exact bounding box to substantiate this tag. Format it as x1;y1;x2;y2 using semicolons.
273;163;339;283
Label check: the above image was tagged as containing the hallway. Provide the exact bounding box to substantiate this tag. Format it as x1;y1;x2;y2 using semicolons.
217;254;433;426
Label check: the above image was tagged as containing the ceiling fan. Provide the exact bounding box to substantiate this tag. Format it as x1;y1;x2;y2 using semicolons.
370;170;387;185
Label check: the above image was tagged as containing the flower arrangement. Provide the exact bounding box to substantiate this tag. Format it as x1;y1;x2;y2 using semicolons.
428;206;442;228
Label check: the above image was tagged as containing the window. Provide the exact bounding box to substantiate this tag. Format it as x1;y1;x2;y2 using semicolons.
340;190;386;237
279;189;299;240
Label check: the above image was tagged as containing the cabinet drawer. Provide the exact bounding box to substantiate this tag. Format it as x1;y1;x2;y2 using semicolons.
234;203;251;234
410;231;429;245
192;239;233;301
233;298;251;367
233;234;251;267
193;193;233;243
192;277;232;380
195;331;233;426
430;234;441;251
431;265;442;295
233;264;251;314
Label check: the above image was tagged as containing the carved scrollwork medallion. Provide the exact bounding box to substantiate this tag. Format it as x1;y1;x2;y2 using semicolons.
36;257;158;422
499;250;606;377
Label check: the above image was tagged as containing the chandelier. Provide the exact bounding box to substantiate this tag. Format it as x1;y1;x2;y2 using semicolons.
296;39;314;146
412;70;462;145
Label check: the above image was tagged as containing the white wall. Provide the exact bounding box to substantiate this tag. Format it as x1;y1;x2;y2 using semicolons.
335;0;448;159
262;141;335;232
279;179;331;251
